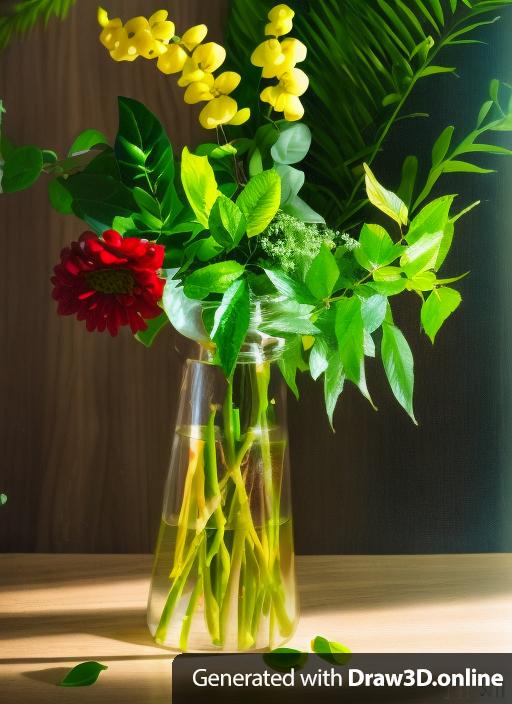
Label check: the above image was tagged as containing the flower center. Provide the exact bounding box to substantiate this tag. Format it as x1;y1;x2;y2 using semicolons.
85;268;135;295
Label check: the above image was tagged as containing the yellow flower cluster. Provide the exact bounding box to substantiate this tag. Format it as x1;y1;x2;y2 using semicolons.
98;8;249;130
251;4;308;121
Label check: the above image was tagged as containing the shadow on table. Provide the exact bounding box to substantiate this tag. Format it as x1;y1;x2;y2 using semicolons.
0;606;168;656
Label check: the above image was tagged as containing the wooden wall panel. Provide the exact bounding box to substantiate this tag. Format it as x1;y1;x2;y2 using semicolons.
0;1;511;554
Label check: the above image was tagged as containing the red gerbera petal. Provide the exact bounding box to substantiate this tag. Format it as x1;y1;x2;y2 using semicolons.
51;230;166;336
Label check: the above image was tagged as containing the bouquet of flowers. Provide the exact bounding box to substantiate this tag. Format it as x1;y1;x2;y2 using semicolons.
1;1;511;651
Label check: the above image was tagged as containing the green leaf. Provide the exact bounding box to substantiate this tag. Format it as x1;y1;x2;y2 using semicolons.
63;173;138;234
309;337;330;381
364;163;408;226
312;636;352;666
135;313;168;347
1;145;43;192
400;231;443;277
305;243;339;299
236;169;281;237
0;493;7;506
48;178;73;215
324;353;345;429
259;301;319;336
195;142;237;159
180;147;219;228
355;223;403;271
264;648;308;672
397;155;418;208
275;163;305;206
281;195;326;224
183;261;245;300
335;297;374;405
442;160;495;174
278;336;303;399
419;65;456;77
421;286;462;343
68;129;108;156
270;123;312;165
59;662;108;687
162;270;209;343
212;279;250;377
264;269;315;304
431;126;454;166
208;194;246;248
360;294;387;333
115;97;179;232
381;321;416;423
406;195;455;269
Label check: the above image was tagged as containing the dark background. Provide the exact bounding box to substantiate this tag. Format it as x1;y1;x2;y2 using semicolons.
0;0;511;554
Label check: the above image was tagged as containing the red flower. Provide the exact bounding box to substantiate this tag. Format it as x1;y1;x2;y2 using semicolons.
51;230;165;336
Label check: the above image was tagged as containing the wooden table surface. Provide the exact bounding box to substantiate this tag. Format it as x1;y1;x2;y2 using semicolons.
0;553;511;703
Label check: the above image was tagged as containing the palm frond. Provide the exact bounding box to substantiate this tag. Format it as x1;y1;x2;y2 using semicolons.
225;0;512;227
0;0;77;52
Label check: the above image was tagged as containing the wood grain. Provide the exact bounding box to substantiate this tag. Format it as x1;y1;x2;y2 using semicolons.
0;553;511;703
0;3;511;554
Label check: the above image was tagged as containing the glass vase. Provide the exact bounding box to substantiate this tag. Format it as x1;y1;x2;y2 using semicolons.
147;332;298;652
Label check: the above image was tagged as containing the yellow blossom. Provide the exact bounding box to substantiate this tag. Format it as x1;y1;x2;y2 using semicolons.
98;7;174;62
178;42;226;87
186;71;249;129
180;24;208;51
265;4;295;37
260;67;308;121
157;23;208;75
251;36;306;78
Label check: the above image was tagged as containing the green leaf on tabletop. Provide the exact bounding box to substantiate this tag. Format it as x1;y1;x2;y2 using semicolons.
360;294;387;333
181;146;219;228
278;335;303;399
116;97;179;231
59;661;108;687
324;353;345;429
68;129;108;156
264;269;315;304
208;194;246;248
236;169;281;237
381;321;417;423
421;286;462;343
2;145;43;192
364;163;408;227
212;279;251;377
271;123;312;165
264;648;308;672
135;313;169;347
355;224;403;271
0;494;7;506
312;636;352;666
275;163;305;206
335;297;374;406
306;243;339;299
400;231;443;278
183;261;245;300
281;195;325;224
